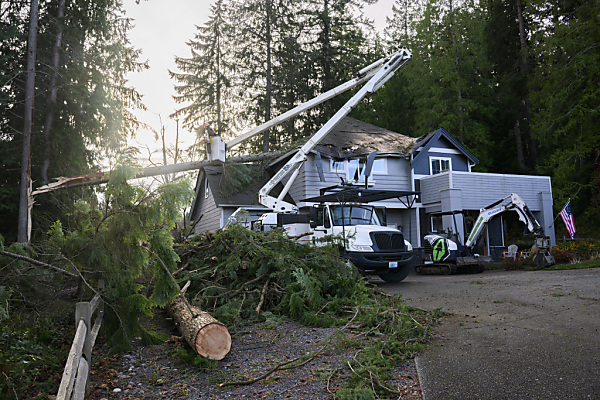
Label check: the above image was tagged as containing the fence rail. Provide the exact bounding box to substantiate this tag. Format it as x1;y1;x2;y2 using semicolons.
56;292;104;400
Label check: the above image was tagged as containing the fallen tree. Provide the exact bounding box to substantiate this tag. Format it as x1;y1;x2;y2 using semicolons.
32;152;280;195
166;297;231;360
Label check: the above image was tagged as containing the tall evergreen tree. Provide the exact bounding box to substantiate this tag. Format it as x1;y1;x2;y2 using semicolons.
529;0;600;227
170;0;234;137
302;0;378;122
382;0;495;167
485;0;534;173
0;0;146;242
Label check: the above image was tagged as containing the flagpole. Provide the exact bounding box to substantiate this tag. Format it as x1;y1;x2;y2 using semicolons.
549;198;570;228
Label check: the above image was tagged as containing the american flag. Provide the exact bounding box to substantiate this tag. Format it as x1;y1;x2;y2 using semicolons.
560;200;576;240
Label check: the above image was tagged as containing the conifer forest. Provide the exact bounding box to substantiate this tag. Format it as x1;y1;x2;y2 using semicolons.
1;0;599;398
1;0;599;242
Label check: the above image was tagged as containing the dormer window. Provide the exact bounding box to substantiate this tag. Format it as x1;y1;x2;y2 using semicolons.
430;157;452;175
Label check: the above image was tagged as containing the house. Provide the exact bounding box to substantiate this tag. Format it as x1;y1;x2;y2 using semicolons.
189;117;555;258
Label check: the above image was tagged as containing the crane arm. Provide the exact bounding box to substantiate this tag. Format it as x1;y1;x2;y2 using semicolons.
465;193;543;248
227;55;390;150
258;48;413;212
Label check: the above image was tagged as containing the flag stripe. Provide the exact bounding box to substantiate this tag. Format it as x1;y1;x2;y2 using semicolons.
560;201;576;240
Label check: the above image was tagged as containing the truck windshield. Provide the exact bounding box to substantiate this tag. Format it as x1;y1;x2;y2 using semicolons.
330;205;381;226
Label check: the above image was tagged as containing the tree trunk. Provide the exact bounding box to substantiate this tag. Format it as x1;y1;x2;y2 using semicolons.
166;297;231;360
262;0;272;153
32;152;280;195
17;0;39;243
448;0;465;142
41;0;67;186
514;119;526;170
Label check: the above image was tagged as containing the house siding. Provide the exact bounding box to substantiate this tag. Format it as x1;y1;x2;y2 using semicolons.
299;154;413;205
413;135;471;175
452;172;551;211
420;173;451;206
193;182;222;234
421;171;551;212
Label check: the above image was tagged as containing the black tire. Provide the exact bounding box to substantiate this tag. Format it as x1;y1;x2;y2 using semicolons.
378;267;411;283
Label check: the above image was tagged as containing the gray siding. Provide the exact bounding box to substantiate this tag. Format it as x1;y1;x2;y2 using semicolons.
412;135;471;175
193;183;222;234
420;173;451;205
299;154;412;206
420;172;551;211
386;209;419;246
452;172;551;211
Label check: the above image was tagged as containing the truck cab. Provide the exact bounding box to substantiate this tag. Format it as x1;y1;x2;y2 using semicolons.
255;199;419;283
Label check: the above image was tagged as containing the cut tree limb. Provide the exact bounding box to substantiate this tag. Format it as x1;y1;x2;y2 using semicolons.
32;153;280;195
166;297;232;360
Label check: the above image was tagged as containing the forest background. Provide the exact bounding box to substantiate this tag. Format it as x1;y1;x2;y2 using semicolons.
1;0;599;243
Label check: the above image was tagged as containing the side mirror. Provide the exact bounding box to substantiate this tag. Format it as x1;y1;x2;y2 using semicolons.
309;207;318;229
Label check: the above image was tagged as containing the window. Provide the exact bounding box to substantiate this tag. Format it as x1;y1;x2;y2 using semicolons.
330;205;382;226
330;158;387;183
204;178;210;199
315;207;331;228
430;157;452;175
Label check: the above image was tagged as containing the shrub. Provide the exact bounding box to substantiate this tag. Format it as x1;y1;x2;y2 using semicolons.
552;240;600;264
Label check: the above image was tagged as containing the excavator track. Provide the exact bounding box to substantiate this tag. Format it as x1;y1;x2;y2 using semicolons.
416;263;484;275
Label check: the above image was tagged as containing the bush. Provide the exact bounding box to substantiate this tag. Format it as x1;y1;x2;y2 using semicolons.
552;240;600;264
0;318;70;399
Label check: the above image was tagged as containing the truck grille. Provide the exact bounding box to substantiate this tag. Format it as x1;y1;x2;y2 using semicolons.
371;232;405;251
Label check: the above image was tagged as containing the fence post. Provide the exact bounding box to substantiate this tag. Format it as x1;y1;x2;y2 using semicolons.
75;301;92;399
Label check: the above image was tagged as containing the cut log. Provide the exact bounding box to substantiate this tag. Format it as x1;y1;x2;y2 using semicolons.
166;297;231;360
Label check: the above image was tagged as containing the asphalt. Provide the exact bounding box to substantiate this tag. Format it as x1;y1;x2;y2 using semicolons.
379;267;600;400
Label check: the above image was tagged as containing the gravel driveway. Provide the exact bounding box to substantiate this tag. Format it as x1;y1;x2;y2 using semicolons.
87;312;423;399
379;267;600;400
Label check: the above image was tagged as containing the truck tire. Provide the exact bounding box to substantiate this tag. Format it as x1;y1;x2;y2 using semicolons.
378;267;411;283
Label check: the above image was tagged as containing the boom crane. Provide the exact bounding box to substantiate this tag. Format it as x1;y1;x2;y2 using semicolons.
257;49;412;212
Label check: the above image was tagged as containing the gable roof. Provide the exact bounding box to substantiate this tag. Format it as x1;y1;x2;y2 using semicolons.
313;117;416;159
410;127;479;165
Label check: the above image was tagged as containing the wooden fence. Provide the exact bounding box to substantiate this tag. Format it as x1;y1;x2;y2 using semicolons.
56;293;104;400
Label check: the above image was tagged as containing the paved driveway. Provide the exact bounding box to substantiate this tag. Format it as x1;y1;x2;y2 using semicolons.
379;268;600;400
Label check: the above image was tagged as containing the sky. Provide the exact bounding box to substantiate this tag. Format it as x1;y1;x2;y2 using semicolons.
123;0;395;161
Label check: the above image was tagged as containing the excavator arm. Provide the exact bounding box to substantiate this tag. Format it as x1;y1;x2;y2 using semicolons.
465;193;543;249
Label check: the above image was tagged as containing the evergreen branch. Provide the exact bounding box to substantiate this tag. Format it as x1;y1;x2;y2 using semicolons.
255;277;270;314
138;244;196;317
228;272;269;299
0;250;77;278
56;253;131;344
95;210;141;233
219;345;326;387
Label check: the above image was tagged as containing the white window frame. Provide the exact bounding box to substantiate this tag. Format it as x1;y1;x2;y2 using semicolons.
429;156;452;175
330;158;387;183
204;178;210;199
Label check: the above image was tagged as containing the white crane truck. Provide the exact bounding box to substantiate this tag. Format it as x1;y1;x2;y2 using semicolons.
211;49;422;282
416;193;555;274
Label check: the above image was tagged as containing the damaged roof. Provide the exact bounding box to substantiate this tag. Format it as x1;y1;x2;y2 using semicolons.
313;117;416;159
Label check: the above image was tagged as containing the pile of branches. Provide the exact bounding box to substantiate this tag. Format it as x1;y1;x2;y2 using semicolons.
175;225;439;398
175;224;360;328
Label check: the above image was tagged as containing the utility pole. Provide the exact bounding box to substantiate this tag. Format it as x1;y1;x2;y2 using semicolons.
17;0;39;243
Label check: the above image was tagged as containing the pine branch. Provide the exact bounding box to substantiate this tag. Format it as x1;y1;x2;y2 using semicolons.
0;250;77;278
219;345;326;387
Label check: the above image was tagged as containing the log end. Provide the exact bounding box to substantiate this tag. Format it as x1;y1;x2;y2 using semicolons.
195;322;232;360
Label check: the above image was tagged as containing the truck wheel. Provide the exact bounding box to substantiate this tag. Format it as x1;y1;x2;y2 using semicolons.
379;267;411;283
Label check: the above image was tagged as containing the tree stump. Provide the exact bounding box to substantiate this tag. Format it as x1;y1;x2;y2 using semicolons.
166;297;232;360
